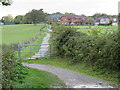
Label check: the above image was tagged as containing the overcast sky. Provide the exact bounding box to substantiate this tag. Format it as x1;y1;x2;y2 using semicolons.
0;0;119;19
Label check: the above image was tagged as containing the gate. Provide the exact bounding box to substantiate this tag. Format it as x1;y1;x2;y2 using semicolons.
18;44;53;60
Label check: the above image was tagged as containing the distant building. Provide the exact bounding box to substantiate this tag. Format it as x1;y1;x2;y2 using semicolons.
111;17;118;26
50;14;63;21
95;16;118;26
0;22;4;25
99;16;111;25
59;14;88;25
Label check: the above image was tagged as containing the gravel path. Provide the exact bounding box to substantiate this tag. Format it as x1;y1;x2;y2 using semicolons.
26;33;50;59
22;63;114;88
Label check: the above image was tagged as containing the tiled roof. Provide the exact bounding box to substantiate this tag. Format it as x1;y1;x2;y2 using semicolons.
50;14;63;19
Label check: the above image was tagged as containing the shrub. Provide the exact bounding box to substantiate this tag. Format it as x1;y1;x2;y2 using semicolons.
2;44;28;88
51;25;119;71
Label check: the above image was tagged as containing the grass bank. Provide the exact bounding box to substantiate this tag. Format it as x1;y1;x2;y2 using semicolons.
22;57;119;87
14;66;66;88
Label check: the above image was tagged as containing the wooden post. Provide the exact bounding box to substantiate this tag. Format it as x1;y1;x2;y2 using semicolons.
50;44;51;58
18;44;21;60
30;45;31;60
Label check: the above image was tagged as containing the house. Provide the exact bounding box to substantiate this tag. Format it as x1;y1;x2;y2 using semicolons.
94;17;102;26
59;14;88;25
50;14;63;21
99;16;111;25
111;17;118;26
95;16;118;26
95;16;111;26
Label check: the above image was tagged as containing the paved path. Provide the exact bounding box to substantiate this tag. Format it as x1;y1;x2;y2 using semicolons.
22;63;114;88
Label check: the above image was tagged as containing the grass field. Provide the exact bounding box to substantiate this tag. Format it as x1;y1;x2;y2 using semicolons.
23;57;119;87
2;24;45;45
73;26;118;34
14;66;65;88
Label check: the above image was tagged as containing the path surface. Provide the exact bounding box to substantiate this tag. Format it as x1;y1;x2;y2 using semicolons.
22;63;114;88
26;33;50;59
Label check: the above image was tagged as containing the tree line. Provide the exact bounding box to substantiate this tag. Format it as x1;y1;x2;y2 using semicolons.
0;9;48;25
0;10;117;25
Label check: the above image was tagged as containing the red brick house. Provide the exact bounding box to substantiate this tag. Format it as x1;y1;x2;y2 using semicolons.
59;15;88;25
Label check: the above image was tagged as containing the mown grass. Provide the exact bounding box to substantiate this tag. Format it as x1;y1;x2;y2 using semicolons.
2;24;45;44
74;26;118;34
14;66;66;88
22;57;119;87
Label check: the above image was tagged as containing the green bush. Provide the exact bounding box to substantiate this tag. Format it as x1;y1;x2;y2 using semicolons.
51;25;119;71
2;44;28;88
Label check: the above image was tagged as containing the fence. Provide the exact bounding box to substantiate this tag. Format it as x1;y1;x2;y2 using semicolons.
18;44;53;60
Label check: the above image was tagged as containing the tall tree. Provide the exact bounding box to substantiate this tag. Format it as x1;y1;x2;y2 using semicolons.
14;15;24;24
24;9;47;25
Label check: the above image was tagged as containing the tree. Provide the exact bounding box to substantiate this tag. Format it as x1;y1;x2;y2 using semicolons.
92;13;102;19
24;9;47;25
0;0;12;6
64;12;76;15
14;15;24;24
52;12;63;15
1;14;14;23
87;17;95;25
92;13;108;19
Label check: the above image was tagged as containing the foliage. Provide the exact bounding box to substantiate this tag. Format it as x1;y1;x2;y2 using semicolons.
14;15;24;24
92;13;108;19
1;15;14;23
2;44;28;88
0;0;12;6
51;25;119;71
24;9;47;25
87;17;95;25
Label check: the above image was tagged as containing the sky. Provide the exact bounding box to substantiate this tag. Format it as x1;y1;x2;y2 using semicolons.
0;0;119;19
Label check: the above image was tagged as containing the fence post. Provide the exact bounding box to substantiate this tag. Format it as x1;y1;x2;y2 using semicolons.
30;45;31;60
18;44;21;60
50;44;51;58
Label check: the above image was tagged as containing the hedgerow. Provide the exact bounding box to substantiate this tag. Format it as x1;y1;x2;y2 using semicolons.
51;25;119;71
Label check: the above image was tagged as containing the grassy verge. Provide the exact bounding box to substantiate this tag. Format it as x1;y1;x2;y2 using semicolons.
14;66;66;88
22;57;119;87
